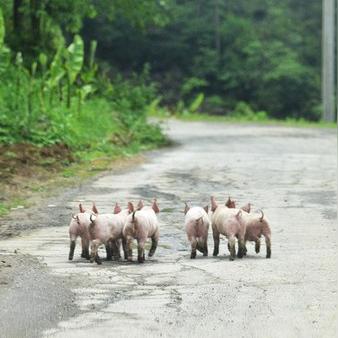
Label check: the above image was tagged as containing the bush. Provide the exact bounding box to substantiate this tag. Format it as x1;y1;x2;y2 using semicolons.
231;102;268;121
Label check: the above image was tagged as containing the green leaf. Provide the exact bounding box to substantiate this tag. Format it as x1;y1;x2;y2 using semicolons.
66;34;84;84
189;93;204;113
48;47;65;88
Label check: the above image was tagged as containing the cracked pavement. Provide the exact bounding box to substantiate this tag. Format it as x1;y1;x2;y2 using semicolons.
0;120;336;337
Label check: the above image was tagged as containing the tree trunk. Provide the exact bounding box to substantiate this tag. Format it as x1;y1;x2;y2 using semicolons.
322;0;336;121
13;0;23;34
214;0;221;59
30;0;40;40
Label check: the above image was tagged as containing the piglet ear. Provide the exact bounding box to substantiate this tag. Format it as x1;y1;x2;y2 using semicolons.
184;202;190;215
152;198;160;213
114;203;121;214
241;203;251;213
79;203;85;213
137;200;144;210
225;196;231;208
204;205;209;213
92;203;98;214
211;196;218;212
127;202;134;213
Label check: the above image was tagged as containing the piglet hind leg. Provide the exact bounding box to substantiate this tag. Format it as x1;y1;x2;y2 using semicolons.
212;228;220;256
122;237;128;260
148;233;158;257
190;238;197;259
81;238;90;260
255;239;261;254
90;240;102;265
228;236;236;261
80;237;86;258
265;235;271;258
201;237;208;256
105;243;112;261
68;239;76;261
237;238;245;259
137;239;145;263
111;239;121;261
127;237;133;262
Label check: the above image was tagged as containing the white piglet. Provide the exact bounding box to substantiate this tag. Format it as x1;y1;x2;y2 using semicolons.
123;199;160;263
184;203;210;258
89;202;134;264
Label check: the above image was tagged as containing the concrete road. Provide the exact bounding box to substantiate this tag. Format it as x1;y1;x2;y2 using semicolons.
0;120;336;338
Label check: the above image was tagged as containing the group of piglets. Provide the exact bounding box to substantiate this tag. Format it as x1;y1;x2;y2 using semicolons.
68;199;160;264
68;195;271;264
184;196;271;261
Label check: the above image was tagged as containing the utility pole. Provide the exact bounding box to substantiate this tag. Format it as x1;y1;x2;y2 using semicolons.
322;0;336;121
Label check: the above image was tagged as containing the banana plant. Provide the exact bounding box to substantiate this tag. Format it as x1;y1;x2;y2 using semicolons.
65;34;84;107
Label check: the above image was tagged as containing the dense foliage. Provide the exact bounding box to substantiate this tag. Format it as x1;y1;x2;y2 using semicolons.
0;1;166;149
86;0;322;120
0;0;325;153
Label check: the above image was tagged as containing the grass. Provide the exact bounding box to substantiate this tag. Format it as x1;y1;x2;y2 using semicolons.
151;109;336;128
0;112;169;217
175;113;337;128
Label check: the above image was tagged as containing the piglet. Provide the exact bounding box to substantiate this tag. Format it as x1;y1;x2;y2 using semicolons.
123;199;160;263
184;203;210;258
238;209;271;258
210;196;246;261
89;202;134;264
68;203;97;260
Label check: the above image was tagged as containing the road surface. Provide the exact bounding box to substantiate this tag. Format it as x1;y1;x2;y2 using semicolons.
0;120;337;338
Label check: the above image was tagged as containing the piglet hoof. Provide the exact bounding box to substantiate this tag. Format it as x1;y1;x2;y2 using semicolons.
138;256;145;263
95;256;102;265
90;257;95;263
68;256;73;261
229;256;235;261
190;252;196;259
127;257;133;262
148;251;154;257
203;251;208;257
213;251;218;257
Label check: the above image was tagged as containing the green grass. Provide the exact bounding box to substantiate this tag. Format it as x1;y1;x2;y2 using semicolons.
0;198;29;217
157;112;336;129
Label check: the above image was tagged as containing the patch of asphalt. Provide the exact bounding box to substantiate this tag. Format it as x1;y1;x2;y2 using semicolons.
0;253;77;338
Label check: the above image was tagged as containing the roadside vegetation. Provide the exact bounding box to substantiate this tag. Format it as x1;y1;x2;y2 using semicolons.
0;1;334;216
